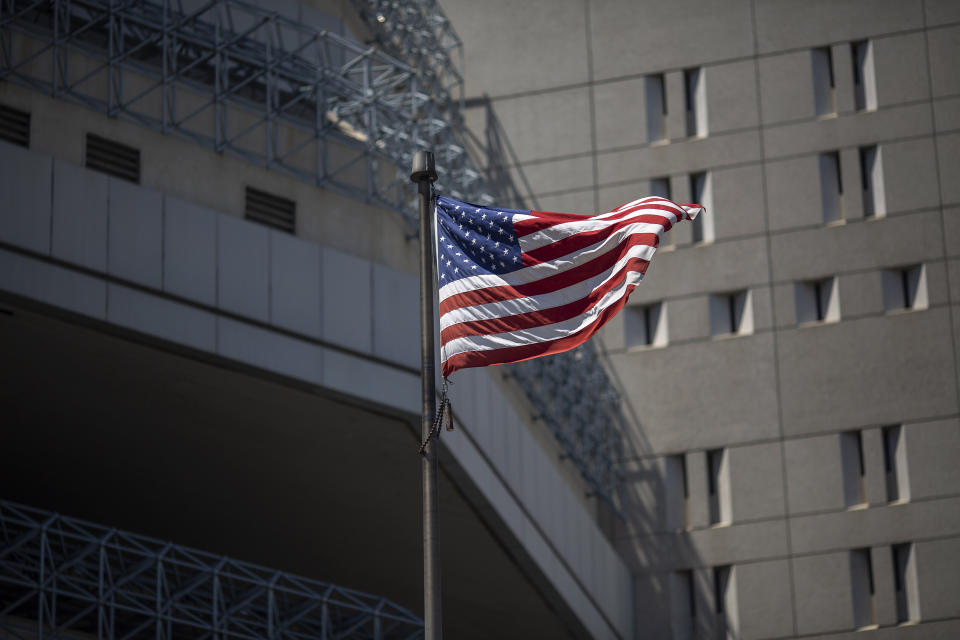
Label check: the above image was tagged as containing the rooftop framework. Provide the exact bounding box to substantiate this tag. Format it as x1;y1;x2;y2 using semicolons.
0;500;424;640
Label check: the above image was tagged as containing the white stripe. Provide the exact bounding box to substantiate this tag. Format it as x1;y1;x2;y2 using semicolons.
439;243;655;331
520;205;681;252
438;218;670;302
441;269;646;363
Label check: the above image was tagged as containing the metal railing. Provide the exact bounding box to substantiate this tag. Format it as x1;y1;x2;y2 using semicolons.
0;499;423;640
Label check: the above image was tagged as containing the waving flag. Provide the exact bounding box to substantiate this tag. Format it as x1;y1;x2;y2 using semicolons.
435;195;703;376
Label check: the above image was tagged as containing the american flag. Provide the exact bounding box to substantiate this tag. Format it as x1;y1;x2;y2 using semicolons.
435;195;703;376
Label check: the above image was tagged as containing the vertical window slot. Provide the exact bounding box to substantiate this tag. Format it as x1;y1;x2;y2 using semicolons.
883;425;910;502
841;431;866;507
850;548;877;628
819;151;844;223
812;46;837;116
645;73;668;143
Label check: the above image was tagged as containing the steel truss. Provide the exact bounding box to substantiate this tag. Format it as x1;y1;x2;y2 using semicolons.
0;0;624;509
0;0;489;221
0;500;423;640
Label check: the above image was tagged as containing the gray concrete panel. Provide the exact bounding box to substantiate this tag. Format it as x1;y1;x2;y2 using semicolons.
765;155;822;232
754;0;922;54
916;537;960;621
629;236;769;303
596;130;761;186
793;551;854;635
321;248;372;353
882;137;940;215
217;317;323;386
609;334;780;452
778;311;957;436
926;0;960;25
686;519;789;567
937;132;960;206
837;270;885;320
490;88;592;164
0;141;52;254
784;433;846;515
269;231;321;339
518;155;595;198
107;178;162;289
440;0;589;97
536;190;597;216
107;284;216;352
711;164;766;240
874;32;931;107
758;51;817;125
0;249;106;319
934;96;960;131
735;559;795;640
762;103;933;161
162;195;217;306
705;59;759;134
587;0;754;81
769;211;944;282
592;77;647;152
927;25;960;98
903;419;960;501
216;213;269;322
789;496;960;555
728;441;786;522
51;160;108;272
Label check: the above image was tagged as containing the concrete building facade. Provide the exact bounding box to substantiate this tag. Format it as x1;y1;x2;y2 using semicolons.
2;0;959;639
440;0;960;638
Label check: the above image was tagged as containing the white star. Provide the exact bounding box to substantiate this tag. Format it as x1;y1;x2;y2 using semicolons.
455;205;461;210
481;213;487;220
498;228;506;236
465;231;470;238
471;265;478;270
458;223;463;230
502;248;509;255
494;241;500;248
454;267;459;273
447;244;454;250
440;274;446;280
472;238;477;245
475;208;481;213
455;252;462;257
513;256;519;263
446;260;452;267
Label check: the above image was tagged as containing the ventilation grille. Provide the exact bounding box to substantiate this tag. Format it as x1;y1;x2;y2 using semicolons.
85;133;140;183
245;187;296;233
0;104;31;148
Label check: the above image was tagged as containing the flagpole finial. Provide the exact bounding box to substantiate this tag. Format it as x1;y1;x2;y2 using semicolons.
411;150;438;183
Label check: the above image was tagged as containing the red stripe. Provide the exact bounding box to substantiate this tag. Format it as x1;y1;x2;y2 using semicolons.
439;232;657;316
522;214;670;266
441;282;639;376
512;211;590;237
513;202;682;238
440;256;649;343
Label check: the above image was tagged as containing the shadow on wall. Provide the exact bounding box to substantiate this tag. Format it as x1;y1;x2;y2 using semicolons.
601;350;727;640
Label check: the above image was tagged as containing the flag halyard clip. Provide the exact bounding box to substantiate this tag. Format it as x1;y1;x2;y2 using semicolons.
418;377;453;455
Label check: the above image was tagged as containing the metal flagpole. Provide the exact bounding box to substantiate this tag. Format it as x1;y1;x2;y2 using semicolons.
411;150;441;640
